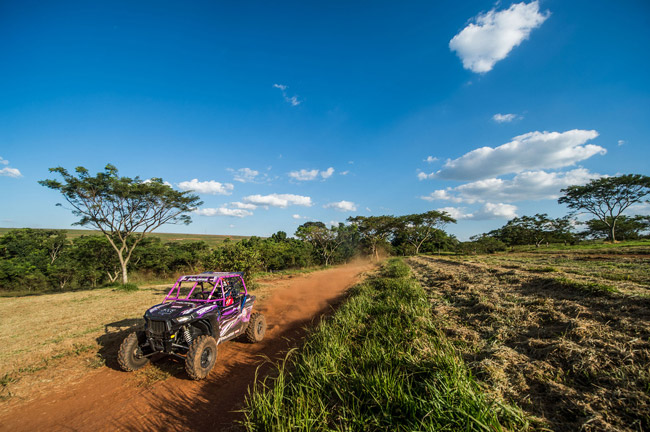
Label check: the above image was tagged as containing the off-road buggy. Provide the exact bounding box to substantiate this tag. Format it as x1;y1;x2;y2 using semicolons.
117;271;266;380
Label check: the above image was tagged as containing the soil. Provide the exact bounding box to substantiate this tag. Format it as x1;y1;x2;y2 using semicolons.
0;261;374;432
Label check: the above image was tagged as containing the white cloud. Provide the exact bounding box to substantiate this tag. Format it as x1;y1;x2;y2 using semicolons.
437;206;473;220
178;179;234;195
0;157;22;178
243;193;312;208
449;1;550;73
324;200;357;212
320;167;335;179
0;167;22;178
418;171;435;181
288;167;335;181
438;203;517;221
195;207;253;218
424;156;439;163
289;169;319;181
421;189;464;203
143;178;173;187
273;83;301;106
618;140;625;146
429;130;603;181
474;203;518;220
340;170;350;176
423;168;600;204
229;167;260;183
492;113;519;123
292;214;303;220
230;201;257;210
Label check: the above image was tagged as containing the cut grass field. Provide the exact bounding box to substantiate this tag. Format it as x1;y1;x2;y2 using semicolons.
458;247;650;296
0;227;250;248
243;259;529;431
408;251;650;431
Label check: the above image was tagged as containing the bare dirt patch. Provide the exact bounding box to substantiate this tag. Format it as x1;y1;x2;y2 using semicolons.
0;261;375;431
408;255;650;431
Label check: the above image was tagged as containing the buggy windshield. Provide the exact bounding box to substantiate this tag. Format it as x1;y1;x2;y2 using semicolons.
163;273;247;304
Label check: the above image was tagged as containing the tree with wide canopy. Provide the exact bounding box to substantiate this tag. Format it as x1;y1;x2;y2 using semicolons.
40;164;202;284
558;174;650;242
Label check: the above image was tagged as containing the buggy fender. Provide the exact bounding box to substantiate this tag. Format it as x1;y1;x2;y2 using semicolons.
191;318;214;337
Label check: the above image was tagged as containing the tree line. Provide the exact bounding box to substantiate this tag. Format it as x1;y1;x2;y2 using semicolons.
0;209;457;293
461;174;650;253
3;164;647;292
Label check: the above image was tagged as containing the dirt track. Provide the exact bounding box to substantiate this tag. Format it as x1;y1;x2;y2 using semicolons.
0;262;374;431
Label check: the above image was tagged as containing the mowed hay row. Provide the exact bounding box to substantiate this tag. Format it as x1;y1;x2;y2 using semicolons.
408;256;650;432
456;252;650;297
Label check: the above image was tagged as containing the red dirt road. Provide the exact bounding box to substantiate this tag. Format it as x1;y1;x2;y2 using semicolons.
0;262;374;432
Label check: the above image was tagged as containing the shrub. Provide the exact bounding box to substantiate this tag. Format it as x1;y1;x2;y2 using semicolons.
115;282;139;292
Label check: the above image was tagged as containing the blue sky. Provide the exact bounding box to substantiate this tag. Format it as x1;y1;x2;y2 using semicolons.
1;0;649;240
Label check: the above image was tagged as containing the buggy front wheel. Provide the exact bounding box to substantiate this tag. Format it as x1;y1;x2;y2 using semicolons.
117;331;149;372
185;335;218;380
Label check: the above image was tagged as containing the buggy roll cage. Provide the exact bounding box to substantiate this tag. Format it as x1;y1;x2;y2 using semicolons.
163;272;248;306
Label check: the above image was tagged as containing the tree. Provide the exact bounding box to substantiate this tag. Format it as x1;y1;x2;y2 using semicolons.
0;229;68;291
397;211;456;254
489;213;575;247
580;215;650;241
207;241;262;278
458;235;507;254
40;164;202;283
71;235;121;287
295;222;344;266
558;174;650;242
347;215;397;260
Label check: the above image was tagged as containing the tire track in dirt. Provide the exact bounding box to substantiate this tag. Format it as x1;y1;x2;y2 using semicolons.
0;261;375;432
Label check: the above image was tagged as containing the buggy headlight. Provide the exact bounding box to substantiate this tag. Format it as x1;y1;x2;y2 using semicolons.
175;315;192;323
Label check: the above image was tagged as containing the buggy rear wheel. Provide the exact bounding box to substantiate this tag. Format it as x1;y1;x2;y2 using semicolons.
117;331;149;372
245;313;266;343
185;335;218;380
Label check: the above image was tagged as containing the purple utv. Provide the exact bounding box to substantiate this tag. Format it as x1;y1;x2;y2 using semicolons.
118;271;266;380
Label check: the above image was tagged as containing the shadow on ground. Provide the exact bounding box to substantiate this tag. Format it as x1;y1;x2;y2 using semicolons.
112;293;349;432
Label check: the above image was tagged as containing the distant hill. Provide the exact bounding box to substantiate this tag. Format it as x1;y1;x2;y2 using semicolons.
0;227;250;248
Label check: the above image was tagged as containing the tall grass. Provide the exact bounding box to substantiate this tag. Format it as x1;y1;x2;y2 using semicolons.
242;259;529;431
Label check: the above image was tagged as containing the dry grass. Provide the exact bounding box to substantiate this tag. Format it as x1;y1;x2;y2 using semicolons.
408;254;650;431
0;284;164;401
457;251;650;297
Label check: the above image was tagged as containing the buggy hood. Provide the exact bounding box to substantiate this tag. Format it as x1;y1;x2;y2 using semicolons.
145;301;219;320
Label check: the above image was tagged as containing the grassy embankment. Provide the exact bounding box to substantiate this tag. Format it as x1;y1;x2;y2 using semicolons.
243;259;529;431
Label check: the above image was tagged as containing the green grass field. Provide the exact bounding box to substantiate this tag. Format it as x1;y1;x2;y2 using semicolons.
0;227;250;248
